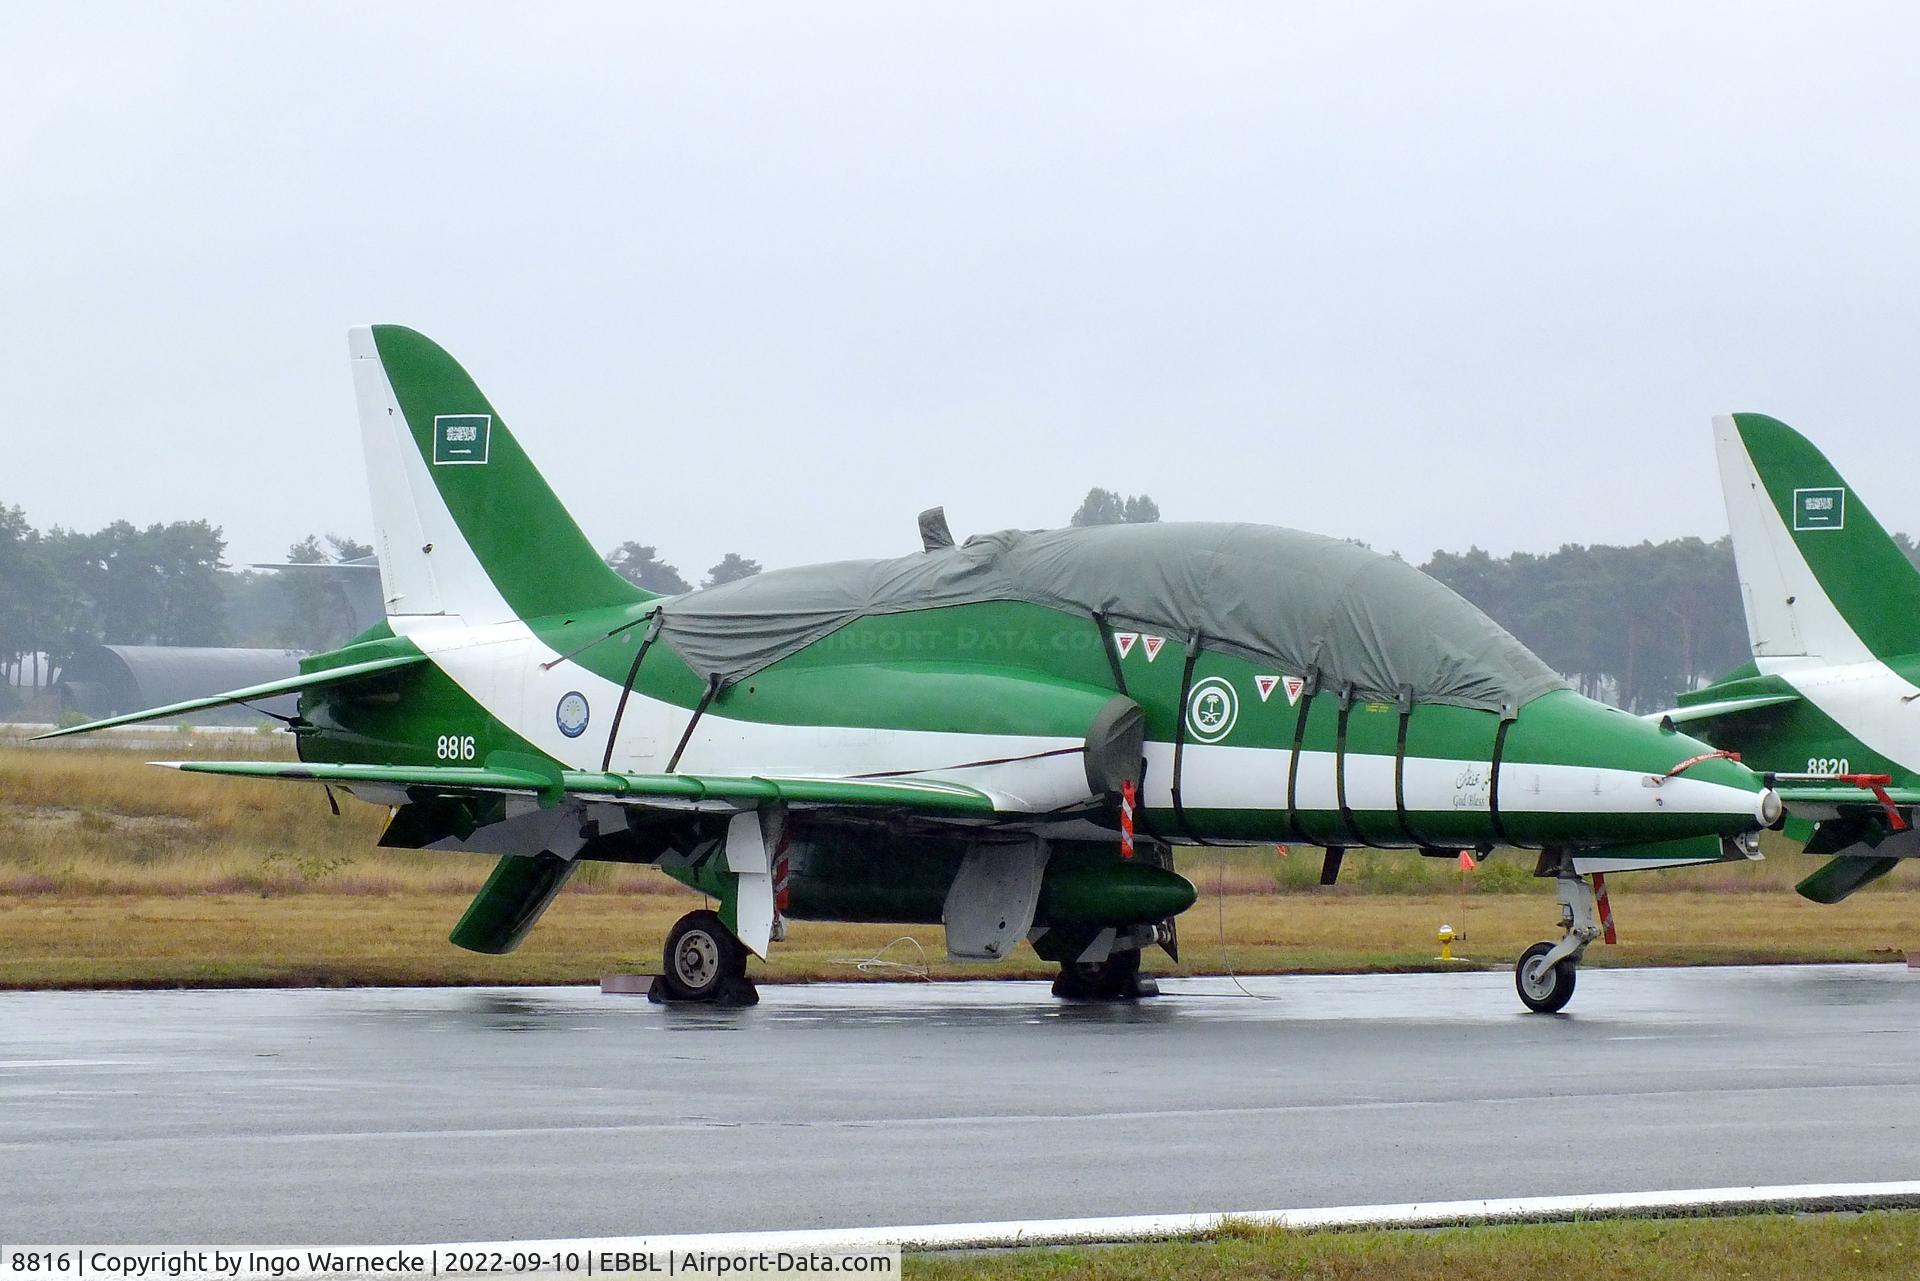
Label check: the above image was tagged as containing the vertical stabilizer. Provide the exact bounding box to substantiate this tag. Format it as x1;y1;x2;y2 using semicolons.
349;325;644;625
1714;413;1920;664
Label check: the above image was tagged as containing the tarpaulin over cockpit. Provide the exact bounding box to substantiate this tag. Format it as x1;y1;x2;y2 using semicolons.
647;522;1566;714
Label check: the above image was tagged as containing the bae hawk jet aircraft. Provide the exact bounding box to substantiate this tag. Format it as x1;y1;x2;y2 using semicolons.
1658;414;1920;904
39;327;1786;1012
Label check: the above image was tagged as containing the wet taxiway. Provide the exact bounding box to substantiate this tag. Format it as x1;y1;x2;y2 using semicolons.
3;965;1917;1242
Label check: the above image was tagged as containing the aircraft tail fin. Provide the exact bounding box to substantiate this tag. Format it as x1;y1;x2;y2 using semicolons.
349;325;645;625
1714;413;1920;665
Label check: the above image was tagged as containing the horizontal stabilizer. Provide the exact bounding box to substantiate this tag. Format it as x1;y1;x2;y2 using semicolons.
1648;693;1799;726
161;758;559;793
1796;855;1901;904
32;654;428;741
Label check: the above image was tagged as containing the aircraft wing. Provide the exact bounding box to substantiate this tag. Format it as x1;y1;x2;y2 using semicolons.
156;759;1001;817
32;654;430;740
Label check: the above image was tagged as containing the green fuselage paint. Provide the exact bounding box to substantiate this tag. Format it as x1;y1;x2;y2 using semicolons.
299;589;1771;862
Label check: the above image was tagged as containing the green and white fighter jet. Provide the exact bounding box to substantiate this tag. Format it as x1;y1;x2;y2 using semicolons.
1659;414;1920;906
39;327;1783;1012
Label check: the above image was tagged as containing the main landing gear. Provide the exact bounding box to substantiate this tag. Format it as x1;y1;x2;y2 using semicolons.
1052;947;1160;1001
1515;866;1603;1014
651;909;759;1006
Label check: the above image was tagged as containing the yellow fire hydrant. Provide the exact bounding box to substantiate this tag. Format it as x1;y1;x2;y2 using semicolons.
1437;923;1457;961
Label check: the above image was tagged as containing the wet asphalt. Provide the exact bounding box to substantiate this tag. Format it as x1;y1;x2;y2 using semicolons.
2;965;1917;1243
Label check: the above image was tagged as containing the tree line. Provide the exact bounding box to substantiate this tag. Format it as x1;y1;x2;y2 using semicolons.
0;506;232;688
1425;533;1920;710
5;492;1918;715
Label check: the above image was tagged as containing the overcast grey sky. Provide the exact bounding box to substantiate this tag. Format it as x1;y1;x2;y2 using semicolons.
4;2;1916;576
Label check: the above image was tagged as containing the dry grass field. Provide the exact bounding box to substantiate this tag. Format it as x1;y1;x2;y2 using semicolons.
3;737;1916;989
908;1211;1920;1281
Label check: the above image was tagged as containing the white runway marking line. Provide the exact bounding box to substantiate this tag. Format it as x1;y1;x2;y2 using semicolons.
440;1182;1920;1255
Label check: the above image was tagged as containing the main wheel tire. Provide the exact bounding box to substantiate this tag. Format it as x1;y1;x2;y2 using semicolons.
1054;947;1144;1000
661;910;747;1002
1515;940;1577;1014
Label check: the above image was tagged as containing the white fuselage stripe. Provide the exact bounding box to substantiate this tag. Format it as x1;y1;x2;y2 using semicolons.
392;620;1762;825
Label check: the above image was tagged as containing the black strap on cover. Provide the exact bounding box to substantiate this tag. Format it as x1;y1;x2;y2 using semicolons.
1091;611;1128;696
1487;705;1518;846
599;615;663;771
1169;632;1218;847
1333;683;1368;847
665;674;723;774
1283;669;1319;843
1391;685;1429;848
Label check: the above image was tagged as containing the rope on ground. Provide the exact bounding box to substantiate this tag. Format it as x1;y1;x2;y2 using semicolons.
1216;853;1277;1000
831;935;932;980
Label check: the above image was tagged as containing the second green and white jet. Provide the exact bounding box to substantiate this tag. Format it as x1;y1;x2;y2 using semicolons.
1659;413;1920;906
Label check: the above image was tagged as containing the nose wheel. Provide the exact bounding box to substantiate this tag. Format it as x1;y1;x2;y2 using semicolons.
1515;940;1577;1013
1514;867;1602;1014
653;909;758;1006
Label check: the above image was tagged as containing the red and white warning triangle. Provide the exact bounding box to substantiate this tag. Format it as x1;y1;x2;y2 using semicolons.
1282;675;1306;706
1255;675;1280;703
1113;632;1138;659
1142;635;1165;662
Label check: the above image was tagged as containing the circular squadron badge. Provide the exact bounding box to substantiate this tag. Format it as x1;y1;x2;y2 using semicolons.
1185;677;1238;744
555;691;590;738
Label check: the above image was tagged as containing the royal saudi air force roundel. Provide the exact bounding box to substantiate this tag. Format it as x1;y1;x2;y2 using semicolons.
555;691;590;738
1185;677;1238;744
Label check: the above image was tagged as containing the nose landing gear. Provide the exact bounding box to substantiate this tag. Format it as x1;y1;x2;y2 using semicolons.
1515;866;1602;1014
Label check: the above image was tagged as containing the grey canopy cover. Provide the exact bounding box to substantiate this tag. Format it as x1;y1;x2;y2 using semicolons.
651;522;1565;714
